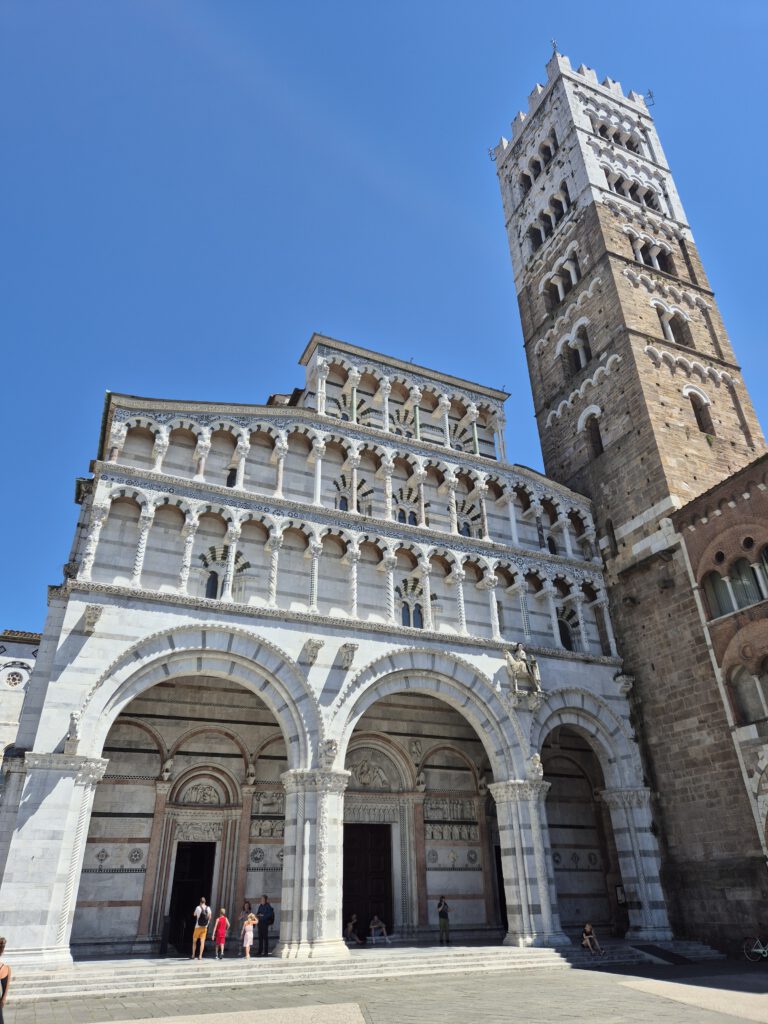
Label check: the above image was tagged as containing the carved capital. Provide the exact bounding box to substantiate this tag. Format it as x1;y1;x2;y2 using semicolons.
600;787;652;810
489;778;550;803
24;753;109;787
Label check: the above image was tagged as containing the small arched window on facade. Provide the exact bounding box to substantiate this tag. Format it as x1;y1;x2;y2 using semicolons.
558;618;574;651
338;496;349;512
401;603;411;627
397;508;406;524
459;521;472;538
687;390;715;436
546;536;558;555
205;571;219;600
408;510;418;526
226;467;237;488
702;571;733;618
730;558;761;609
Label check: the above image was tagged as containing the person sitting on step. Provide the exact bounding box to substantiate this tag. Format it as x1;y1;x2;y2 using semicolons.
369;914;391;944
345;913;364;945
581;922;605;956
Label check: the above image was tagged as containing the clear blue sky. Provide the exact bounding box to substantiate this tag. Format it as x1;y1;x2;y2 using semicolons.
2;1;766;631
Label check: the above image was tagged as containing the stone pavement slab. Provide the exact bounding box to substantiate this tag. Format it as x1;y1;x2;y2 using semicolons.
6;962;768;1024
621;974;768;1023
89;1007;365;1024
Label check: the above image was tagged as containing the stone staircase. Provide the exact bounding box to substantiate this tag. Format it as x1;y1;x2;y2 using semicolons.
6;940;725;1003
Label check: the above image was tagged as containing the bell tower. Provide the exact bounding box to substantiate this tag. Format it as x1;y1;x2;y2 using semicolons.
494;53;768;946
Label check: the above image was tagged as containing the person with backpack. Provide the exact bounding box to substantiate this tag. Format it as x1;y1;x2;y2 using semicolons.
255;894;275;956
192;897;211;960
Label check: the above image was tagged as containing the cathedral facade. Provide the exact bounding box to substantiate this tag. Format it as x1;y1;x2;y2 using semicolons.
0;332;668;963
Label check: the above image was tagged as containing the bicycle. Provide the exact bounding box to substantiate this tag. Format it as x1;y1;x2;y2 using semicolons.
743;937;768;962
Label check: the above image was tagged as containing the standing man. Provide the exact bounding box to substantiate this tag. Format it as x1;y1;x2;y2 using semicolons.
192;897;211;960
255;894;274;957
437;896;450;946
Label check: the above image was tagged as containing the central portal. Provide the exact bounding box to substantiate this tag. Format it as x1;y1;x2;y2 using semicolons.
168;841;216;953
343;824;393;937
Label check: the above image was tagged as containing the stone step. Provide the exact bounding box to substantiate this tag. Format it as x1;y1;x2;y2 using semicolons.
9;945;658;1002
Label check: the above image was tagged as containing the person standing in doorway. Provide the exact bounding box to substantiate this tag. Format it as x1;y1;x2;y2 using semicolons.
213;908;230;959
192;897;211;960
0;938;11;1024
256;894;274;956
437;897;450;945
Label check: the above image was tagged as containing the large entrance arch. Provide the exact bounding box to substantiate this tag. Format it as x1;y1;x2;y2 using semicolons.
71;674;288;956
341;693;502;942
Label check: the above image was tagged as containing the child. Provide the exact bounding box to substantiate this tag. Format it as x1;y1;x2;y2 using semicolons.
213;908;230;959
241;912;256;959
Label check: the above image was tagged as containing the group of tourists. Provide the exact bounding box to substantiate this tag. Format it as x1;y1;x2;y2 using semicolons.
191;895;275;960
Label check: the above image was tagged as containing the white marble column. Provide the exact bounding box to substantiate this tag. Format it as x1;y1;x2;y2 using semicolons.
600;788;672;941
488;779;569;948
79;504;110;582
468;403;480;454
501;491;519;546
448;565;468;635
307;537;323;614
272;433;289;499
347;539;361;618
347;367;361;424
494;413;507;461
414;468;427;528
540;581;563;648
438;393;452;447
277;769;351;959
131;507;156;588
476;481;491;541
380;453;395;521
508;580;531;640
310;434;326;507
409;386;422;441
445;475;459;534
379;377;391;432
595;594;618;656
417;557;433;630
382;551;397;624
266;532;283;608
347;448;361;514
220;523;241;602
566;591;587;651
0;753;109;964
556;512;574;558
751;562;768;600
178;516;199;595
478;572;501;641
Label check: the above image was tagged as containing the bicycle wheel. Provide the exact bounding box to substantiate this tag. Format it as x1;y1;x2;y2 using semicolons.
743;937;763;962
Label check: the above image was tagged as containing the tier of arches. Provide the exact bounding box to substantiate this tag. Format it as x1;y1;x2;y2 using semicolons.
701;545;768;621
81;493;614;655
106;421;595;554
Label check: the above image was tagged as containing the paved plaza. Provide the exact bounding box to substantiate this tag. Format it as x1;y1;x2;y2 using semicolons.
5;961;768;1024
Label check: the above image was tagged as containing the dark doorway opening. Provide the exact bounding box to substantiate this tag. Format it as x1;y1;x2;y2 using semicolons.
343;824;393;940
168;841;216;954
493;845;508;933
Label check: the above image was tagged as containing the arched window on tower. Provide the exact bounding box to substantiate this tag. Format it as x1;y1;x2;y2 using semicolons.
702;571;733;618
688;391;715;436
731;558;761;609
519;171;533;197
585;415;604;458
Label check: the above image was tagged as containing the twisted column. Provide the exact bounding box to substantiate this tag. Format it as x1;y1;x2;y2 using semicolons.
266;532;283;608
479;572;501;640
347;539;361;618
131;508;156;588
382;551;397;624
379;377;391;432
381;453;395;520
438;393;452;447
445;474;458;534
178;516;199;595
316;359;330;416
417;557;433;630
310;434;326;506
308;537;323;613
449;565;467;635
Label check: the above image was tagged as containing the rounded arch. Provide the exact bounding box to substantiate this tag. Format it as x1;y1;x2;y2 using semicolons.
170;724;250;770
169;761;241;805
418;741;481;789
577;404;602;433
332;648;526;780
105;717;169;764
682;383;711;405
77;625;320;770
529;688;641;789
345;731;417;791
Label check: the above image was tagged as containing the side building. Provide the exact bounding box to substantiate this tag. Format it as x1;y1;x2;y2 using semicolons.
493;52;768;945
0;335;670;964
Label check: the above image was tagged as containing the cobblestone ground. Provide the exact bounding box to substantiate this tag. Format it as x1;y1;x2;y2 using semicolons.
6;962;768;1024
